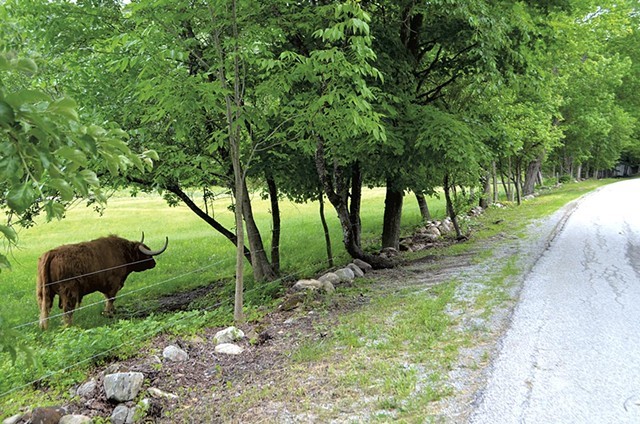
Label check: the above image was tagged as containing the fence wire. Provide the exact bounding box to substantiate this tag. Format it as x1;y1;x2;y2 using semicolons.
1;255;334;399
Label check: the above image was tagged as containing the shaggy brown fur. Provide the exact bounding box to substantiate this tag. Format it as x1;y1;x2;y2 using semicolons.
36;235;167;329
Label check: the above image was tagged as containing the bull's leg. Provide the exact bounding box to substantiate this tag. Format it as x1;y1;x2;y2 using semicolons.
60;294;78;327
39;292;55;330
102;291;117;317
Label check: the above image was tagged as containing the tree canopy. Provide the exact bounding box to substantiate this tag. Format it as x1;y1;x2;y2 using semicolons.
2;0;639;292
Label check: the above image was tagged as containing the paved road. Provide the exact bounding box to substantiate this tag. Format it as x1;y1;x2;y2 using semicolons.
470;179;640;424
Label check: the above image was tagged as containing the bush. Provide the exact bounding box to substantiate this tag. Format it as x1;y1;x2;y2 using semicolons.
558;174;572;184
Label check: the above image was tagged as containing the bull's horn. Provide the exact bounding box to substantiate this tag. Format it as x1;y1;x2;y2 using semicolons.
140;232;145;244
139;237;168;256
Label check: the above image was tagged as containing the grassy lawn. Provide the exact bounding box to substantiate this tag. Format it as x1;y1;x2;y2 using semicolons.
0;178;616;415
0;188;430;330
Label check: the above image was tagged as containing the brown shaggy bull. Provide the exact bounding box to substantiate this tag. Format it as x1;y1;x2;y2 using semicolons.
36;234;168;329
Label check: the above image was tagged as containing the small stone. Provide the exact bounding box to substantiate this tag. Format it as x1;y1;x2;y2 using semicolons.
279;292;305;311
353;259;373;273
292;279;324;291
380;247;399;258
110;405;131;424
102;363;123;376
76;379;97;398
425;226;441;237
322;281;335;292
148;387;178;400
31;407;63;424
213;326;245;345
318;272;340;285
2;414;24;424
346;263;364;278
214;343;244;355
334;268;355;283
103;372;145;402
59;415;93;424
163;345;189;362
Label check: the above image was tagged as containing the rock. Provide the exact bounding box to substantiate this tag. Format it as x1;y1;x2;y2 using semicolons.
59;415;93;424
278;292;305;311
76;379;97;398
110;405;134;424
334;267;355;283
31;407;64;424
2;414;24;424
213;326;245;345
399;239;412;251
523;194;535;201
148;387;178;400
163;345;189;362
346;263;364;278
292;279;334;293
318;272;340;286
292;279;324;291
102;363;124;376
424;225;441;237
322;281;335;292
103;372;145;402
353;258;373;273
380;247;399;258
438;221;452;234
214;343;244;355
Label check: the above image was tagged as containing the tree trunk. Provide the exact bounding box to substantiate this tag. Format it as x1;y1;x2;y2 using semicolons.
266;174;280;275
443;173;462;239
381;181;404;250
514;161;522;205
315;139;393;269
576;163;582;180
500;172;512;202
414;191;431;221
240;178;277;282
522;155;543;196
492;161;498;203
349;161;363;248
480;171;491;209
162;182;252;262
318;191;334;268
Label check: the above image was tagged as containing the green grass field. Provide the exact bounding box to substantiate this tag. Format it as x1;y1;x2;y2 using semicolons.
1;188;435;330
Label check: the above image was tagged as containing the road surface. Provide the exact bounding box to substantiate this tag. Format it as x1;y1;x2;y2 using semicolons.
470;179;640;424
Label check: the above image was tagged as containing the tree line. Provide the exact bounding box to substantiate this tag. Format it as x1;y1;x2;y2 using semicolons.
2;0;639;296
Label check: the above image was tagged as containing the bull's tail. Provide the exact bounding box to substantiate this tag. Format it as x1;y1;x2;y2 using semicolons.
36;252;54;330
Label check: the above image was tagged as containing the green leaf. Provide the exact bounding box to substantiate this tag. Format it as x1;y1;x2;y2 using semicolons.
56;146;88;166
79;169;100;186
0;100;15;126
44;200;65;221
0;254;11;271
5;89;50;107
0;155;22;181
143;149;159;161
14;58;38;74
49;178;75;201
78;134;98;155
0;225;17;243
48;97;79;121
6;182;37;214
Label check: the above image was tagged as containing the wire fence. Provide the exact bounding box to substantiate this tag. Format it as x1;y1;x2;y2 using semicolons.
1;250;336;399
